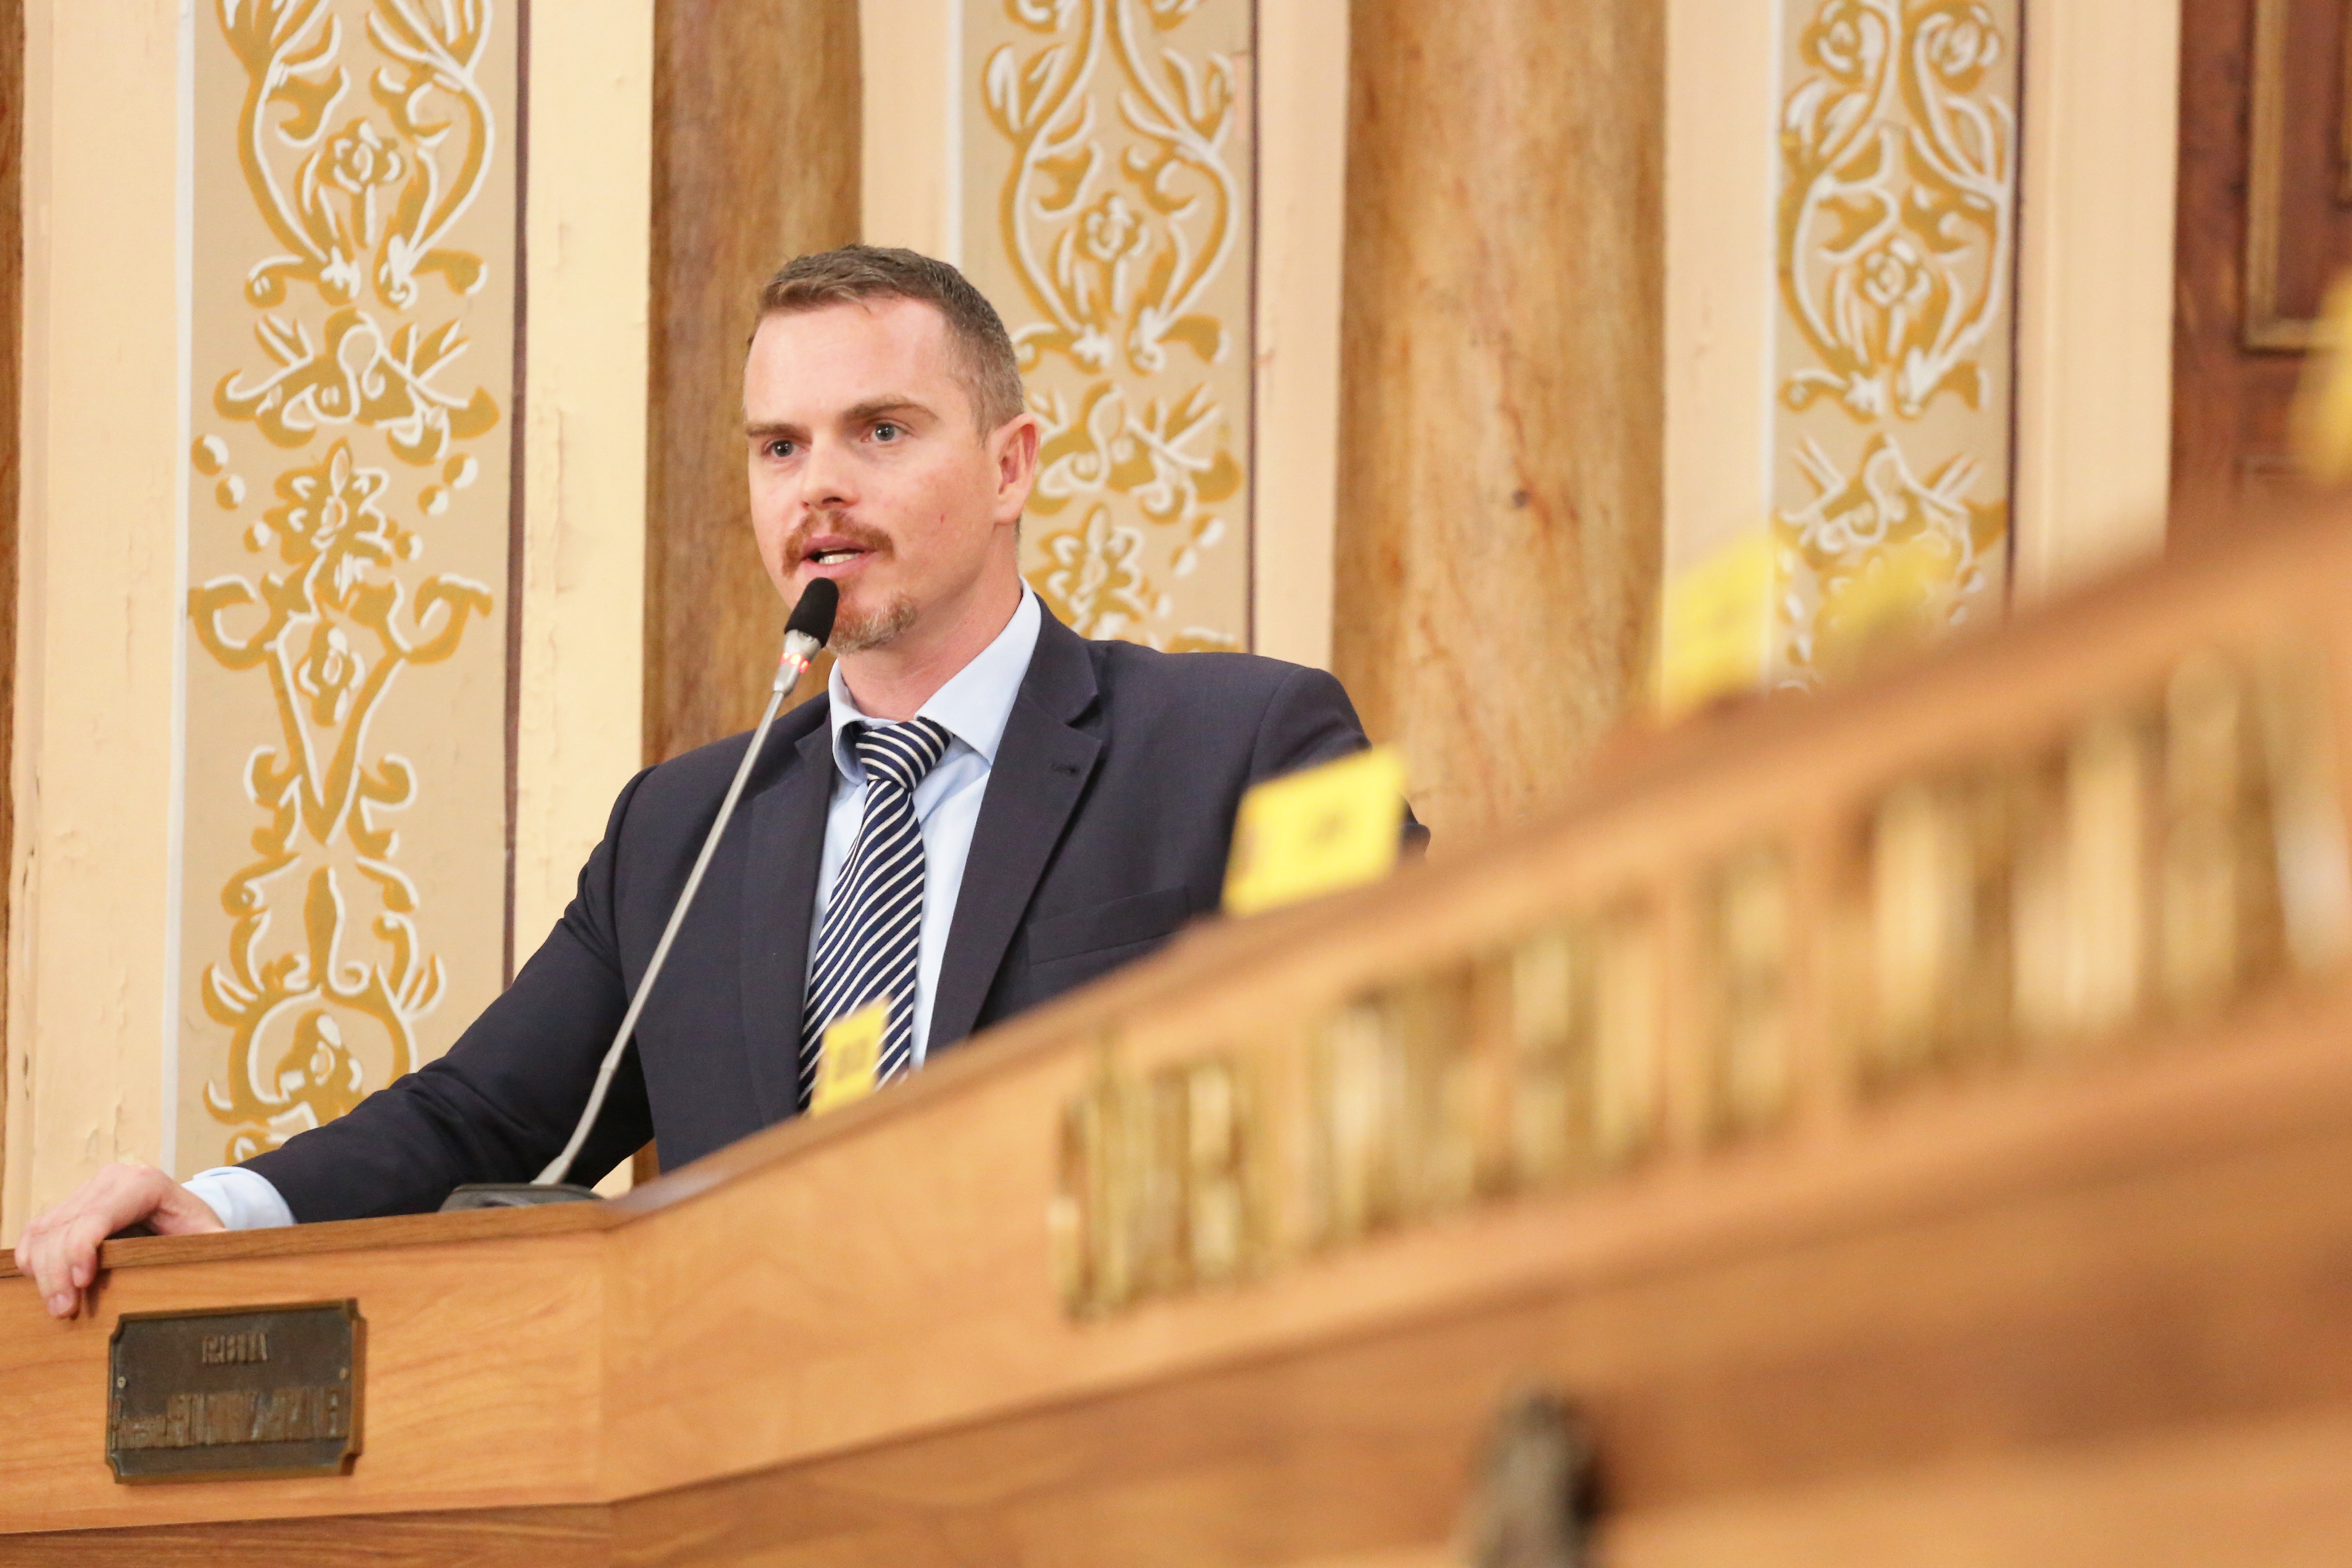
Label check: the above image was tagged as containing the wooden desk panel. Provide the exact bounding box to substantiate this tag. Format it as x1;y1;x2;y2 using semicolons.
606;1029;2352;1566
2;1506;613;1568
0;1230;604;1532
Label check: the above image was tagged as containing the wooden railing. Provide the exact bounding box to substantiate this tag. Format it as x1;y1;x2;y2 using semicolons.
1057;514;2352;1317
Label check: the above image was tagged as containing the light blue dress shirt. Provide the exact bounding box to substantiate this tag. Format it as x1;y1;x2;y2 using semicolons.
186;590;1043;1232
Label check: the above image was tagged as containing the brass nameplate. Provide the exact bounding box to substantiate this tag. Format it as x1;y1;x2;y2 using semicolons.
107;1300;364;1483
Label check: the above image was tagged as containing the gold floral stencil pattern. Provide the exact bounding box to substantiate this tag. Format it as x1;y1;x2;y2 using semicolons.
181;0;514;1167
1771;0;2017;681
965;0;1253;652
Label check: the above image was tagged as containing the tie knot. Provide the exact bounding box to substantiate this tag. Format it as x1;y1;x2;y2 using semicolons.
852;718;952;793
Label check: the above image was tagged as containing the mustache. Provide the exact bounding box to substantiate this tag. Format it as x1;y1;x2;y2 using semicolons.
785;513;894;561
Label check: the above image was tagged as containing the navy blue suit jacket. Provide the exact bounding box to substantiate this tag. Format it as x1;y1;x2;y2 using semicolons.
246;608;1414;1220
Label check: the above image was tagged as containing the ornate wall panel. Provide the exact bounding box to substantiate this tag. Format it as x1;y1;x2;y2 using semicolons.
176;0;517;1172
961;0;1255;652
1771;0;2019;680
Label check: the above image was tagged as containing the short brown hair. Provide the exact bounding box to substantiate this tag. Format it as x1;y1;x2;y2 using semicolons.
755;246;1026;432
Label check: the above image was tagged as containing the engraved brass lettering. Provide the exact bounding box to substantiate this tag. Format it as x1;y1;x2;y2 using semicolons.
200;1331;269;1366
115;1386;346;1450
1053;638;2351;1317
1589;906;1666;1165
1055;1048;1263;1316
1305;969;1478;1247
1701;849;1795;1138
1508;904;1662;1185
1863;770;2017;1089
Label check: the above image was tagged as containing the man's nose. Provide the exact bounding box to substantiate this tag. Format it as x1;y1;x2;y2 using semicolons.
798;437;856;511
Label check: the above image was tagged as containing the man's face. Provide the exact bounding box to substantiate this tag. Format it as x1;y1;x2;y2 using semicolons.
743;298;1034;652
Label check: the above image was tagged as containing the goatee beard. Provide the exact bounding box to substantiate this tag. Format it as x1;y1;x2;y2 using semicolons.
830;592;920;654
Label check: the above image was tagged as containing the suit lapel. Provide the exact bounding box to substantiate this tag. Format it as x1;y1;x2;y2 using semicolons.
738;721;838;1124
927;613;1102;1054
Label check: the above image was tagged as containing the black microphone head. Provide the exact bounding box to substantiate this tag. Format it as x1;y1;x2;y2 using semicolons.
786;578;840;647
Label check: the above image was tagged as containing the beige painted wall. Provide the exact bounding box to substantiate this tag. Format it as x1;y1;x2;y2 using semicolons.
5;0;656;1230
512;0;654;959
1250;0;1349;671
5;0;187;1235
515;0;656;1199
1663;0;1777;583
859;0;958;261
2013;0;2181;599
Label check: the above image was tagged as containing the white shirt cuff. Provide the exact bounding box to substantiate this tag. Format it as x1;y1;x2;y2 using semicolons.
182;1167;296;1231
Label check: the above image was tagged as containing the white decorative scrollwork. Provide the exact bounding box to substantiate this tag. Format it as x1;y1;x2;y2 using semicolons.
1772;0;2018;682
973;0;1251;651
221;0;496;310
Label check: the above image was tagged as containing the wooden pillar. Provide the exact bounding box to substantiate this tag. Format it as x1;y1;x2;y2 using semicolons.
643;0;861;766
1334;0;1664;846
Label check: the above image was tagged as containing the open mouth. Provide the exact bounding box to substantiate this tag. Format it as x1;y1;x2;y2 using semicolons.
798;533;883;571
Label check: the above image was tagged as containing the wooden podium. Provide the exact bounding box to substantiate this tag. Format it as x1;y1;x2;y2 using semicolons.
9;515;2352;1566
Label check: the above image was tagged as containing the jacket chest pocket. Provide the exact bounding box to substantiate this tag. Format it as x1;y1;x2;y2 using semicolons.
1023;884;1194;966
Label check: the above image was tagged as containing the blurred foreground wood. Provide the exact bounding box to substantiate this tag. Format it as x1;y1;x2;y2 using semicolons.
8;508;2352;1564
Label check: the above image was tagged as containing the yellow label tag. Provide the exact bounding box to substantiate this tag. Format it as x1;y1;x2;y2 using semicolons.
1657;532;1778;718
1814;532;1953;675
1222;747;1407;918
808;1000;888;1115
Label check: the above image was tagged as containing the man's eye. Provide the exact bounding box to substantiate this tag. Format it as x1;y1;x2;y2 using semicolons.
872;422;901;442
765;439;796;459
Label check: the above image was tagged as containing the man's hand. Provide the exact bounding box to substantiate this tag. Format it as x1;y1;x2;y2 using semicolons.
11;1163;225;1320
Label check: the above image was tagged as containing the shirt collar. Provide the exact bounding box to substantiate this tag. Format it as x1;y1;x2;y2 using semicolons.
827;588;1043;783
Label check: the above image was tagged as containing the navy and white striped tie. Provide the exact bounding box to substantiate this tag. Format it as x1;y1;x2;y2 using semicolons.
798;718;953;1109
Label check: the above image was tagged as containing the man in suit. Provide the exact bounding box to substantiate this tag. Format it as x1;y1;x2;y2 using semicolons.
15;246;1413;1318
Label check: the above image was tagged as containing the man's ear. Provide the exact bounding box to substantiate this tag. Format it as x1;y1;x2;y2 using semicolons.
990;412;1042;521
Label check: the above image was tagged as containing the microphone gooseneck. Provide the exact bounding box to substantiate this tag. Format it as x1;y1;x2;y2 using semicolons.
531;580;841;1190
